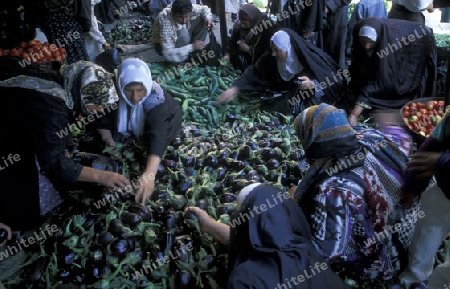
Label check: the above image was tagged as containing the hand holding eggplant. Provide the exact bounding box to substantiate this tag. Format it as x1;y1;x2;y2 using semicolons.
135;173;156;204
183;207;213;234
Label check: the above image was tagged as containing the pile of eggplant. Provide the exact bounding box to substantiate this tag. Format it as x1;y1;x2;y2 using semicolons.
2;62;448;289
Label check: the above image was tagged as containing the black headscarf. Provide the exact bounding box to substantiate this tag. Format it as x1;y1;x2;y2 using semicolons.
349;17;437;109
234;28;346;106
227;183;350;289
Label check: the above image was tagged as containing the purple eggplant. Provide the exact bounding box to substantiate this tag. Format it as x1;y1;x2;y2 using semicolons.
204;154;218;168
181;155;196;167
246;141;259;150
152;190;168;201
96;232;113;247
232;179;252;191
289;151;302;161
212;182;225;194
31;256;48;281
238;145;251;160
195;198;207;210
177;270;193;288
163;230;174;256
261;147;276;160
127;202;153;221
156;163;166;178
163;159;177;168
178;180;193;195
195;157;205;170
214;167;227;181
165;212;178;231
109;219;125;236
94;219;106;233
120;211;143;228
109;239;130;258
219;192;237;203
267;159;280;170
217;148;231;161
185;167;197;177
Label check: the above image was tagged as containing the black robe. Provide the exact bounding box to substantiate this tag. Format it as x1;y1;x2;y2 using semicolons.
349;18;437;110
227;183;350;289
234;28;346;107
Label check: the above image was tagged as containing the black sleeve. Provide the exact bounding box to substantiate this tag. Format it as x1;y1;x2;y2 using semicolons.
228;26;240;57
90;102;118;131
144;91;182;158
1;87;84;186
326;0;351;13
234;50;279;91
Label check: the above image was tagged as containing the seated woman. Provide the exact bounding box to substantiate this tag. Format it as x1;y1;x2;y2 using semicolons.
93;58;182;204
222;4;278;71
184;183;350;289
292;103;420;285
217;29;347;115
347;17;437;126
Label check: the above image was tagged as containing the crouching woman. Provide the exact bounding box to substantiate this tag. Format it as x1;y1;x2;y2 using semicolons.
94;58;182;204
184;183;350;289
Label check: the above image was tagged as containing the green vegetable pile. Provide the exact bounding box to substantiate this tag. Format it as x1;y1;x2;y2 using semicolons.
104;19;153;46
1;63;449;289
435;33;450;47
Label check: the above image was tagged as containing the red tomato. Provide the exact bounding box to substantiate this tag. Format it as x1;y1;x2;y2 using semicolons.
437;101;445;108
410;103;417;109
403;111;410;118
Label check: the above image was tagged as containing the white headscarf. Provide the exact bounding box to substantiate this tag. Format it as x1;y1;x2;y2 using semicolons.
358;26;378;42
236;182;262;211
117;58;154;137
271;30;303;81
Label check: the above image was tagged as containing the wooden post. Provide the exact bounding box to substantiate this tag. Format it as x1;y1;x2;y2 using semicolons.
218;0;228;50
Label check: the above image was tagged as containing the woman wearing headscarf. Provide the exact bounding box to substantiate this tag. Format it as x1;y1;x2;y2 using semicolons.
347;17;437;126
222;4;278;71
0;59;130;232
93;58;182;204
184;183;350;289
218;29;347;115
291;103;421;285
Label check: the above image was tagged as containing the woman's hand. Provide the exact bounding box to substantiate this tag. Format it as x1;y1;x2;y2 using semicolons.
348;114;358;126
98;171;130;190
102;42;111;50
183;207;215;234
221;54;230;62
237;41;250;52
135;173;156;204
0;223;12;242
207;19;215;29
217;86;238;104
407;152;441;178
297;76;315;90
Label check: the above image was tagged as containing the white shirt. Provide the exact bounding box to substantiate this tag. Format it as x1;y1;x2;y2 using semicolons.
392;0;432;12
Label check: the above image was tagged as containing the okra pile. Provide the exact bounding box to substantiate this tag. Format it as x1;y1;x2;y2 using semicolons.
104;19;153;46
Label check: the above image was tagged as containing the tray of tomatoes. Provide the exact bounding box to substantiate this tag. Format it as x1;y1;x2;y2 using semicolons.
0;40;66;63
401;97;445;140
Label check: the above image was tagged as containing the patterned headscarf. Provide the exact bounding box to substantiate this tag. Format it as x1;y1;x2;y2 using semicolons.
60;60;118;115
117;58;165;137
271;30;304;81
294;103;357;158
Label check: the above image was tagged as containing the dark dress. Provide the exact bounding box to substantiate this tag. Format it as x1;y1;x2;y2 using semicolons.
0;61;83;231
228;16;278;71
227;183;350;289
349;18;437;110
234;29;347;114
94;88;182;159
41;0;91;64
